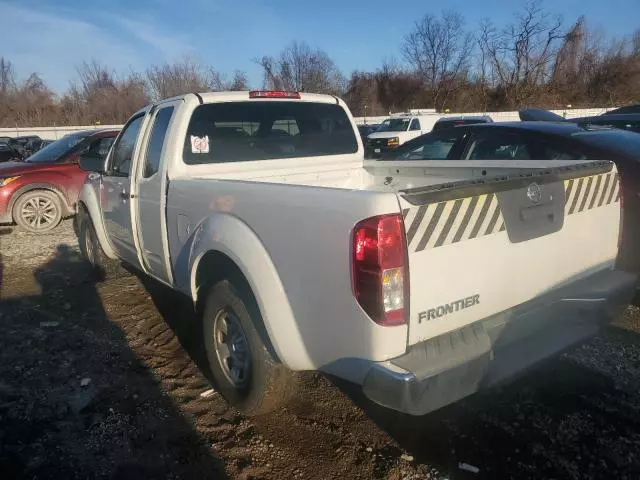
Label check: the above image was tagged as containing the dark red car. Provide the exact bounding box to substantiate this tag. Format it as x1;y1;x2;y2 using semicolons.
0;129;119;233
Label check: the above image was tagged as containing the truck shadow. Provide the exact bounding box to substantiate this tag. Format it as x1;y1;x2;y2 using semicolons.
330;322;640;479
130;265;640;479
0;245;227;479
129;268;214;382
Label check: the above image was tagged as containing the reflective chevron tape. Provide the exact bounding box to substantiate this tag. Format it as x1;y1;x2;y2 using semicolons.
564;171;620;216
403;193;505;252
402;171;620;252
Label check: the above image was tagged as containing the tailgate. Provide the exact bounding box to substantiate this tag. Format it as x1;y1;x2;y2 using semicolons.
400;161;621;346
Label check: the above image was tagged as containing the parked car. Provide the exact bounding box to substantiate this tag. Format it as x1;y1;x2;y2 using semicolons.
604;104;640;115
567;113;640;134
23;137;48;157
520;107;640;133
366;114;430;158
431;115;493;131
75;90;634;418
0;136;25;163
0;129;119;233
7;135;42;160
0;143;20;163
379;118;640;300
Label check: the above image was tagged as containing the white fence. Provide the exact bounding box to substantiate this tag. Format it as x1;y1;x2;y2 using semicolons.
354;107;612;131
0;124;123;140
0;107;612;140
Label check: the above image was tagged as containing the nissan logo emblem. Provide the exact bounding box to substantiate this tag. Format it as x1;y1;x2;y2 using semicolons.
527;183;542;203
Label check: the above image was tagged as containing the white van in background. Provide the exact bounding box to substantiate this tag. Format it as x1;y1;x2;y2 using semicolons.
366;113;431;158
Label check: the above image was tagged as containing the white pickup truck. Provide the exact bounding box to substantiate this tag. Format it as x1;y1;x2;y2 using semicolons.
76;90;636;416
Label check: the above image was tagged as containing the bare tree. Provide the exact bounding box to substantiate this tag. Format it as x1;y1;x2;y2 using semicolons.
147;59;249;100
227;70;249;91
478;0;564;106
146;58;211;101
66;61;150;125
257;41;345;94
402;11;474;110
209;69;249;91
374;62;424;113
344;71;386;116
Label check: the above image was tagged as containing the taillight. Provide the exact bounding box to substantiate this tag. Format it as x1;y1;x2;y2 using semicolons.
352;214;408;326
249;90;301;99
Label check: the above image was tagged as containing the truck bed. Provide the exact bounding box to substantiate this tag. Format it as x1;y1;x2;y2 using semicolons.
166;155;622;371
175;153;604;193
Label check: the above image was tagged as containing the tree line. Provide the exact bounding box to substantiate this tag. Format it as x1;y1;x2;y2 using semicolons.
1;1;639;127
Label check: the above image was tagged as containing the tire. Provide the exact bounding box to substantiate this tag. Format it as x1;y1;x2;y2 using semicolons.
77;210;120;279
202;280;295;416
13;190;63;233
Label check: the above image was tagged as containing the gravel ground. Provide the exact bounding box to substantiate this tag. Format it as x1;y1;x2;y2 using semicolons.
1;221;640;479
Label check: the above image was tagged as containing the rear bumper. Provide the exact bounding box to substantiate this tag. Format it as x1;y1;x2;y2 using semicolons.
361;268;637;416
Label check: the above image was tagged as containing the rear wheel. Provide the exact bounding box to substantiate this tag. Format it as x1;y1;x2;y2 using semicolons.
13;190;62;233
202;280;295;415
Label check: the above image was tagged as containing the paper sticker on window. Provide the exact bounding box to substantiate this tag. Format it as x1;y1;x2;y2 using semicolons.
190;135;209;154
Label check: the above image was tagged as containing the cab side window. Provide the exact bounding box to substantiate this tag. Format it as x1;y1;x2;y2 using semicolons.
409;119;421;131
86;137;115;159
109;115;145;177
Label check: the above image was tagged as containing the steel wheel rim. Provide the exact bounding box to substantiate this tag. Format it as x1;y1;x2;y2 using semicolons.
20;196;57;230
213;309;251;388
84;223;95;263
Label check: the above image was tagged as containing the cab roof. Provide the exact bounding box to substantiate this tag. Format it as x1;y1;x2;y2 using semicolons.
196;91;341;105
465;120;611;136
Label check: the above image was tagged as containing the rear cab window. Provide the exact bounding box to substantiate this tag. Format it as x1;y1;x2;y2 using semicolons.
183;101;358;164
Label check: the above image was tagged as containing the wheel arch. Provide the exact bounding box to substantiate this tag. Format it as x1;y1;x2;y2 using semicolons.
195;250;282;362
9;183;73;220
76;181;118;259
188;214;313;371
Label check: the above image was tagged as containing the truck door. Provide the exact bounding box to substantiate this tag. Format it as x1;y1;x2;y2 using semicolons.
130;101;180;284
408;117;422;140
101;112;147;268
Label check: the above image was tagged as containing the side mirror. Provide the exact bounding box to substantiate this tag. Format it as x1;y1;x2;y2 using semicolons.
79;153;105;173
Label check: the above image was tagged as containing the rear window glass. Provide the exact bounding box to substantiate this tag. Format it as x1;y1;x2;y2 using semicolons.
25;132;90;164
183;101;358;164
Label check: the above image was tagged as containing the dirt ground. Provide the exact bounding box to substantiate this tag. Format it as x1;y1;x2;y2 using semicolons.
1;221;640;480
